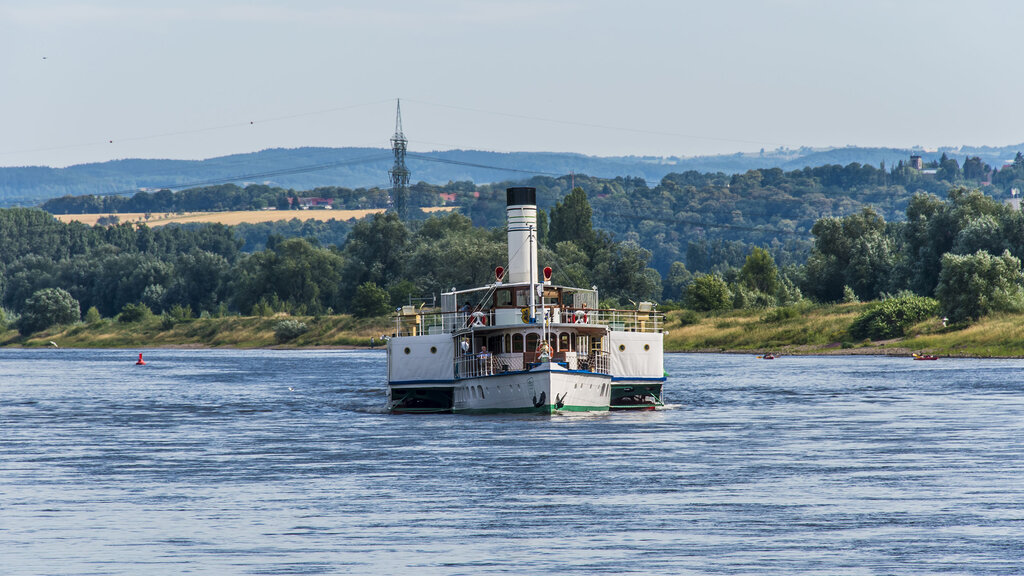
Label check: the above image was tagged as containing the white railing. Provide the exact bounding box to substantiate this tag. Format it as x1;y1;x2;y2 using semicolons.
452;350;610;379
393;308;662;336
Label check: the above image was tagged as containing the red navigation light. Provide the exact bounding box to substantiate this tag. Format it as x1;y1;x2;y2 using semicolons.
543;266;553;281
495;266;504;281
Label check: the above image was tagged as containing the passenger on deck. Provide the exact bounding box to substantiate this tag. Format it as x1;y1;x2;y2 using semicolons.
478;346;493;375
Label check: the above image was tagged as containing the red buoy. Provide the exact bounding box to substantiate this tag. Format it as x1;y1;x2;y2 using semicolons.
136;353;146;365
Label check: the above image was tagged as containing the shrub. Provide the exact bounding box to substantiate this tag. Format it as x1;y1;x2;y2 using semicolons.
849;295;939;340
160;305;192;330
686;274;732;312
762;306;800;323
352;282;392;318
935;250;1024;322
84;306;102;324
118;302;153;324
676;309;701;326
17;288;80;336
274;319;309;342
841;285;859;303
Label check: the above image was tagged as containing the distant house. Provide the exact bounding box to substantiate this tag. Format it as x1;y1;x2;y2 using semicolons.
910;155;923;170
439;192;456;203
297;197;334;209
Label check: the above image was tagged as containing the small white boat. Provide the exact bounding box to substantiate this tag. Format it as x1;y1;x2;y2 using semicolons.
386;187;665;414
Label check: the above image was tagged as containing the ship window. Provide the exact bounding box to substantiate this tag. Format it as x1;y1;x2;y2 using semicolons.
471;387;477;399
515;288;529;307
478;385;485;399
431;346;437;354
404;347;411;354
559;332;570;351
526;333;539;352
618;344;626;352
644;344;650;351
512;333;524;353
496;289;512;307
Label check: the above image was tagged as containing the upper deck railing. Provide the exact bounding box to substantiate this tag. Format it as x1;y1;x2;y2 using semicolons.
392;307;663;337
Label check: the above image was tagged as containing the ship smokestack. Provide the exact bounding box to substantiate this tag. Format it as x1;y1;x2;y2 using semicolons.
505;187;538;285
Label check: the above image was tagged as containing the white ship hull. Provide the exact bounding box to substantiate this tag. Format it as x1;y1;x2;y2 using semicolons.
452;362;611;414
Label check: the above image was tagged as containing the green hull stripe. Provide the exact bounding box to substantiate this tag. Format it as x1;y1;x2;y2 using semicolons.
454;404;609;415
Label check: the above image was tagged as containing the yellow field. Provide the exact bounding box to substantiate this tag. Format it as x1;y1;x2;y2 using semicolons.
55;206;456;227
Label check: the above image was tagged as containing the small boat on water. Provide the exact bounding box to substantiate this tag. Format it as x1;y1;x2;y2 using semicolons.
385;187;665;414
913;353;940;361
757;354;776;360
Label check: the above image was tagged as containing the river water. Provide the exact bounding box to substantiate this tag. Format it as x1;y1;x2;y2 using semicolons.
1;349;1022;575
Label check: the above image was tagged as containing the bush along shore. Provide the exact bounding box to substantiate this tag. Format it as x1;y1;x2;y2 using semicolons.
4;303;1024;358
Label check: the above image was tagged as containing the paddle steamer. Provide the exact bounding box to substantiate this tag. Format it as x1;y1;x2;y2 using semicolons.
386;187;664;414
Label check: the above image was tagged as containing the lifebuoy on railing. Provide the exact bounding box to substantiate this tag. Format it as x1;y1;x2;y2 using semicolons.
573;310;588;324
470;311;487;327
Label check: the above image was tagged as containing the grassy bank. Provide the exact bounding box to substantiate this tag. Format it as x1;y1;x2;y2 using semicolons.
4;305;1024;357
663;303;1024;358
1;314;394;349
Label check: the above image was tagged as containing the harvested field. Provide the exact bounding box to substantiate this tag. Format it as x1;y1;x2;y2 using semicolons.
54;206;456;227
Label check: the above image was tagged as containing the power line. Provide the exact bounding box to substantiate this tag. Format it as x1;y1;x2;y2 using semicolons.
405;98;787;149
0;99;394;158
406;152;566;178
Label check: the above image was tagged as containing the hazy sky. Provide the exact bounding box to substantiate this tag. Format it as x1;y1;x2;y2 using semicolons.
2;0;1023;167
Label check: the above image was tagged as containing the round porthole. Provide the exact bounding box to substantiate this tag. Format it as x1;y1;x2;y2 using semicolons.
618;344;625;352
403;347;411;355
644;344;650;351
430;346;437;354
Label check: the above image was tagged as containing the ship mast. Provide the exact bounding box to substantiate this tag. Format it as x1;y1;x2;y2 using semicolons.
529;224;537;324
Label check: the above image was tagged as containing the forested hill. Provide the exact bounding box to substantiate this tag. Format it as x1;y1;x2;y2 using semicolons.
5;143;1024;207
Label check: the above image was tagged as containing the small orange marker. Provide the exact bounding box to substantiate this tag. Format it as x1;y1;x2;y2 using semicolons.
136;353;146;365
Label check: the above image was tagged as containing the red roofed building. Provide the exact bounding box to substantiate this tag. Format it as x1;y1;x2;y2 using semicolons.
297;197;334;209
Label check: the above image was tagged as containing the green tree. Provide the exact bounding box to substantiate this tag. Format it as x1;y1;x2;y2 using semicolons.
548;187;595;252
352;282;392;318
685;274;732;311
937;152;961;183
804;208;894;301
962;156;987;181
935;250;1024;322
739;247;779;295
341;212;409;298
232;238;345;315
16;287;80;335
83;306;102;323
663;261;693;302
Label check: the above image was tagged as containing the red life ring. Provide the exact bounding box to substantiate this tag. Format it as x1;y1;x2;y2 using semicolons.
573;310;588;323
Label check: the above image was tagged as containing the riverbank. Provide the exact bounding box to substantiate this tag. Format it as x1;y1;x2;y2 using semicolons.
4;305;1024;357
0;315;394;349
663;303;1024;358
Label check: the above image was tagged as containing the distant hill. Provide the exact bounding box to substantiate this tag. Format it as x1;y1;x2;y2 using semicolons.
2;143;1022;207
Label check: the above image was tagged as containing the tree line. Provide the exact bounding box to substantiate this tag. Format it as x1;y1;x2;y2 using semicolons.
43;155;1023;284
6;159;1024;336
